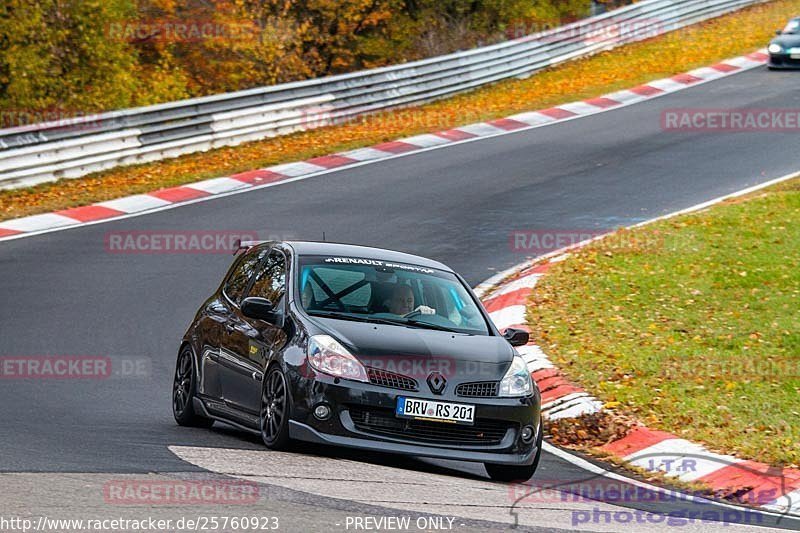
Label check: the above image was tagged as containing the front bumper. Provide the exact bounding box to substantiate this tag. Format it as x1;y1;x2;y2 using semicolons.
769;53;800;68
288;370;541;465
289;420;540;465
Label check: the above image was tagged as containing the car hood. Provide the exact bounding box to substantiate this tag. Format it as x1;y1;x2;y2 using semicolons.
771;34;800;48
310;316;515;378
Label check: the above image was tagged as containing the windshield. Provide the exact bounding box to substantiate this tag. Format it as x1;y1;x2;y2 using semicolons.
783;19;800;33
296;255;491;335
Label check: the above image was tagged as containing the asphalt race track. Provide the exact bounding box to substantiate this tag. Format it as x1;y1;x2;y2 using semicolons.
2;67;800;531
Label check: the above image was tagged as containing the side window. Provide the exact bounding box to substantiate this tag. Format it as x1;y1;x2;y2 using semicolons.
247;251;287;307
224;248;268;304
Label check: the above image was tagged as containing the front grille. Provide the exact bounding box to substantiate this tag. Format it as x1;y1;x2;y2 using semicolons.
349;406;513;445
456;381;499;398
771;56;800;67
367;367;418;391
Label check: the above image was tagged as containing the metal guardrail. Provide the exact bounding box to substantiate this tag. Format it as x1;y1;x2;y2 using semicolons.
0;0;767;189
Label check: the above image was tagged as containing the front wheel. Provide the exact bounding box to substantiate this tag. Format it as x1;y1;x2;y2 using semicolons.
260;365;292;450
485;419;543;482
172;346;214;428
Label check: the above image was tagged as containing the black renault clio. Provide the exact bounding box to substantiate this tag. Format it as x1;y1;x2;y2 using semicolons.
173;241;542;481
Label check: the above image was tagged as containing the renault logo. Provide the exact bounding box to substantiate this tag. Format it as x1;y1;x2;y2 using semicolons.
427;372;447;395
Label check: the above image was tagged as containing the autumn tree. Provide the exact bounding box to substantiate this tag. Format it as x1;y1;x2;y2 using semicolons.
1;0;598;114
0;0;142;115
233;0;402;78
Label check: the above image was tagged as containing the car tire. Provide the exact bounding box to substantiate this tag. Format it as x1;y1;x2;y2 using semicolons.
260;365;292;450
485;418;543;482
172;346;214;428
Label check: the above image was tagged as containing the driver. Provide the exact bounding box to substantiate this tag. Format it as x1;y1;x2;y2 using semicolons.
387;284;435;316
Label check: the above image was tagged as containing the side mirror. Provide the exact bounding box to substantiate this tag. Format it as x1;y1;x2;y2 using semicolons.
503;327;529;347
241;297;280;324
776;30;783;35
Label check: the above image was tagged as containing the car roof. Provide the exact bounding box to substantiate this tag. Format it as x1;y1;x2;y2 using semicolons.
284;241;453;272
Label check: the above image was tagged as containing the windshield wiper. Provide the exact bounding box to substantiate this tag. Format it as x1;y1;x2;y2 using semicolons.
308;311;462;333
404;319;464;333
307;311;403;326
372;316;463;333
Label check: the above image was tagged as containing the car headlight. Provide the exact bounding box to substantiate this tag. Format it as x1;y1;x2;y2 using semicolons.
498;355;534;397
768;43;783;54
307;335;368;383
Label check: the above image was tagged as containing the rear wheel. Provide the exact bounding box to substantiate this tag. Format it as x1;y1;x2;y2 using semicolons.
172;346;214;428
485;419;543;482
260;365;292;450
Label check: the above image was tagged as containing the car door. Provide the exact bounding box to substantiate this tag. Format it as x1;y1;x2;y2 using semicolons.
192;249;264;402
193;296;228;401
216;246;270;416
221;248;288;415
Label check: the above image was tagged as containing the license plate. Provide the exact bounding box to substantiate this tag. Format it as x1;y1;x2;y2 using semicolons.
791;53;800;59
396;397;475;425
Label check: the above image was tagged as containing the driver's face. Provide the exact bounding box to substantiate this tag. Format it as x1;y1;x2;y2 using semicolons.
389;285;414;315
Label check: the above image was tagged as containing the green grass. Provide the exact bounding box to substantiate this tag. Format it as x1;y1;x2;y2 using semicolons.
528;178;800;467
